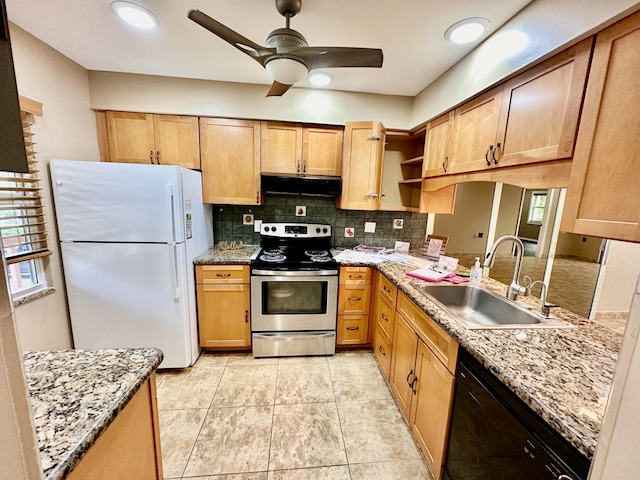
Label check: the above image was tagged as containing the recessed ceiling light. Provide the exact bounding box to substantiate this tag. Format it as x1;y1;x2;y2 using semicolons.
445;18;490;44
309;72;333;87
111;1;157;30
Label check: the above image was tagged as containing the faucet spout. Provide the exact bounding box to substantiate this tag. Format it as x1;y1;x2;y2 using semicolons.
484;235;527;301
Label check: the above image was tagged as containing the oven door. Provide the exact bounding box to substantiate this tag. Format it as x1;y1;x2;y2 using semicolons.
251;272;338;332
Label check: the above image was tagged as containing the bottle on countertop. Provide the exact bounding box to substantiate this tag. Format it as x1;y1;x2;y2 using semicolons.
470;257;483;283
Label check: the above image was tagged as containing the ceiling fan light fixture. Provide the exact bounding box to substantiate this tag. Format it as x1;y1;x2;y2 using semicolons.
111;1;157;30
265;58;308;85
309;72;333;87
445;17;489;44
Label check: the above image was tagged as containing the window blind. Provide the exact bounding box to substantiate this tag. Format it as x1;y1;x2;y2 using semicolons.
0;109;51;264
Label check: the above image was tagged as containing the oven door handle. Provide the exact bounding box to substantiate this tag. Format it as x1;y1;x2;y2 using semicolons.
253;332;335;340
251;269;339;276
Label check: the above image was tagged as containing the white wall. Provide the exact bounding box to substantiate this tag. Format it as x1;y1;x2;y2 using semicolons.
9;24;99;350
410;0;640;127
597;241;640;315
88;71;414;129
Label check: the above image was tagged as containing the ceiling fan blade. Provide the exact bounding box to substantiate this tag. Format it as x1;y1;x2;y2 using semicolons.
291;47;384;70
266;81;293;97
187;9;275;65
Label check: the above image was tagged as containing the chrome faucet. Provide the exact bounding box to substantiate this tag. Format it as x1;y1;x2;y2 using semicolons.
524;276;559;318
484;235;527;301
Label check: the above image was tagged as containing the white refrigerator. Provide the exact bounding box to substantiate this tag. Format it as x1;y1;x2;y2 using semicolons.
50;159;213;369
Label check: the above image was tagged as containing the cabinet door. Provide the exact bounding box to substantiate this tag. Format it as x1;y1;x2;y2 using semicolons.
200;118;261;205
302;126;343;176
106;111;155;164
410;340;455;480
197;283;251;348
389;314;418;419
494;38;592;169
339;121;386;210
448;86;503;174
261;122;303;175
423;111;454;177
373;294;395;342
153;115;200;169
373;325;392;379
562;11;640;241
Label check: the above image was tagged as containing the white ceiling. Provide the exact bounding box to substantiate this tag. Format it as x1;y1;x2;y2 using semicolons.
6;0;533;96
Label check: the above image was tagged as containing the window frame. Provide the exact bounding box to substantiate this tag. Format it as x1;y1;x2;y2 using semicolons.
527;190;548;226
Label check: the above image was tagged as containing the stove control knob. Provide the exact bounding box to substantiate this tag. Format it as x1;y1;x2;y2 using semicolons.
316;227;321;233
271;226;277;232
263;226;269;232
323;228;328;233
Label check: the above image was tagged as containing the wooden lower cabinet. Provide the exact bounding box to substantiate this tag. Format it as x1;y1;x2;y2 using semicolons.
67;376;163;480
390;314;419;418
373;325;392;379
196;265;251;348
337;267;372;346
337;315;369;345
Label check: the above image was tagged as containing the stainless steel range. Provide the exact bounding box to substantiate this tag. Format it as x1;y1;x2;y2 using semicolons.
250;223;338;358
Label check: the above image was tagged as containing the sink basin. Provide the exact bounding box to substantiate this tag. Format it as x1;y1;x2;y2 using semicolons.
412;283;575;330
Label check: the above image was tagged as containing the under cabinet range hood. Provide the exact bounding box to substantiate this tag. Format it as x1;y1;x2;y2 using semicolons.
261;175;341;197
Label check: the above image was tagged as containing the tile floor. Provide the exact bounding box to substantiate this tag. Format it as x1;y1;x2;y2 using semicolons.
156;350;433;480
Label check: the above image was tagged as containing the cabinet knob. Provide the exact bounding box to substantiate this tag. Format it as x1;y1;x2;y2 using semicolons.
368;135;381;142
297;159;301;173
303;159;307;173
366;192;379;198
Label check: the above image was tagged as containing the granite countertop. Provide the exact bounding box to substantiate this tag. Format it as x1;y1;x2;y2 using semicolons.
374;260;621;460
23;348;163;480
194;245;259;264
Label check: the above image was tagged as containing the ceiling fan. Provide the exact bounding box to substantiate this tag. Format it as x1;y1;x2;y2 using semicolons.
187;0;383;97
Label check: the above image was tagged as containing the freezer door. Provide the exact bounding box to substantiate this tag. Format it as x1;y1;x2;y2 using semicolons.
50;159;186;243
61;242;196;368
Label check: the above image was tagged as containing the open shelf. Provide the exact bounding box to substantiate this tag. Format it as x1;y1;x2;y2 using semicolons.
400;155;424;166
398;178;422;186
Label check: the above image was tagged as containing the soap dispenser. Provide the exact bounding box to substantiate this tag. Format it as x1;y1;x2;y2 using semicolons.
470;257;483;283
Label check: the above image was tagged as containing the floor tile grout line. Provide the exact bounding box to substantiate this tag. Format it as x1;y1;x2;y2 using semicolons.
328;355;353;480
266;360;280;475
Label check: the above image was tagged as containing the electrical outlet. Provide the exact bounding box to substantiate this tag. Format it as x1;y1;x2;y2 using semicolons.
364;222;376;233
254;219;263;232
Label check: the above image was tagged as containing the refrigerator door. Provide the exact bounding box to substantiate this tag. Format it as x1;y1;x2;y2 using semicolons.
61;241;194;369
50;159;185;243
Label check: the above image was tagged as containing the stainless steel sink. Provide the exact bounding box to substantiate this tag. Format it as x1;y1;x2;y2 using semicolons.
412;283;575;330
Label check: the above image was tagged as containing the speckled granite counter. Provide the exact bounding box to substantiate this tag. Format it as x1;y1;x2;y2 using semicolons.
23;348;163;480
373;260;621;460
194;245;259;264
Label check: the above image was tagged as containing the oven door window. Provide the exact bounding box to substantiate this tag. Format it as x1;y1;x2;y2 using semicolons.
262;281;327;315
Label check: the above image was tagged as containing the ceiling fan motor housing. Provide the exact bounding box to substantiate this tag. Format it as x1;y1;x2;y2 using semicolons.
265;28;308;49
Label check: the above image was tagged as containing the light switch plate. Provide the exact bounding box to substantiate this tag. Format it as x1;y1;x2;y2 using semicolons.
364;222;376;233
254;219;263;232
344;227;355;238
393;219;404;229
243;213;254;225
296;206;306;216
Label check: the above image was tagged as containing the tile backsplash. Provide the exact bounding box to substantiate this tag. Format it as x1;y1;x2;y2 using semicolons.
212;196;428;249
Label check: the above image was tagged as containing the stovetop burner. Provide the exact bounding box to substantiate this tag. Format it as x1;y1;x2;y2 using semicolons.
310;255;332;263
305;249;329;257
259;253;286;263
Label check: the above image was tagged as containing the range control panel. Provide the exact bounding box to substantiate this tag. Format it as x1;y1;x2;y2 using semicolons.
260;223;331;238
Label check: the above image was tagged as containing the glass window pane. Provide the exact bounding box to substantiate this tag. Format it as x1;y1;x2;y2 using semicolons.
6;258;39;294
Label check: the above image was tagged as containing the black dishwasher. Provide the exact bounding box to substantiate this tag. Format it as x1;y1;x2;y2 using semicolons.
444;349;590;480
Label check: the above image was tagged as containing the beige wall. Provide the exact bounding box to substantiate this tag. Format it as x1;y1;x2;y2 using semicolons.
495;184;523;240
597;241;640;314
555;233;603;261
410;0;640;127
88;71;414;129
9;24;99;350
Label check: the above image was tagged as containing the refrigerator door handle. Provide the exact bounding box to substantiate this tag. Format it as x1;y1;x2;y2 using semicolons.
170;244;180;301
166;184;177;243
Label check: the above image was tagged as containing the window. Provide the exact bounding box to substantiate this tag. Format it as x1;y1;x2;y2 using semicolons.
1;99;51;298
527;190;548;225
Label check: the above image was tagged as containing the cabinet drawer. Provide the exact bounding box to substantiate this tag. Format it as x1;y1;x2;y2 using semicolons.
378;274;398;307
196;265;250;284
373;325;392;379
374;295;395;342
340;267;372;285
337;315;369;345
397;292;458;373
338;285;371;314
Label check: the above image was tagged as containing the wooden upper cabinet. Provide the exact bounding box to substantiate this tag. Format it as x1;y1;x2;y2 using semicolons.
338;121;386;210
104;111;200;168
494;38;593;169
423;111;454;177
261;122;343;176
106;111;155;164
448;86;503;174
562;12;640;241
200;118;261;205
153;115;200;169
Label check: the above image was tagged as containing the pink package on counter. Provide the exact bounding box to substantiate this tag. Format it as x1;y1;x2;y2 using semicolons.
406;267;455;282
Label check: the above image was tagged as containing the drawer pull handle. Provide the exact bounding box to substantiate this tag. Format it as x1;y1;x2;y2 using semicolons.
381;313;388;322
378;345;386;356
348;297;362;301
485;144;494;166
216;273;232;277
383;286;391;293
346;327;360;331
411;376;418;394
245;310;249;322
406;369;414;386
349;274;363;279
